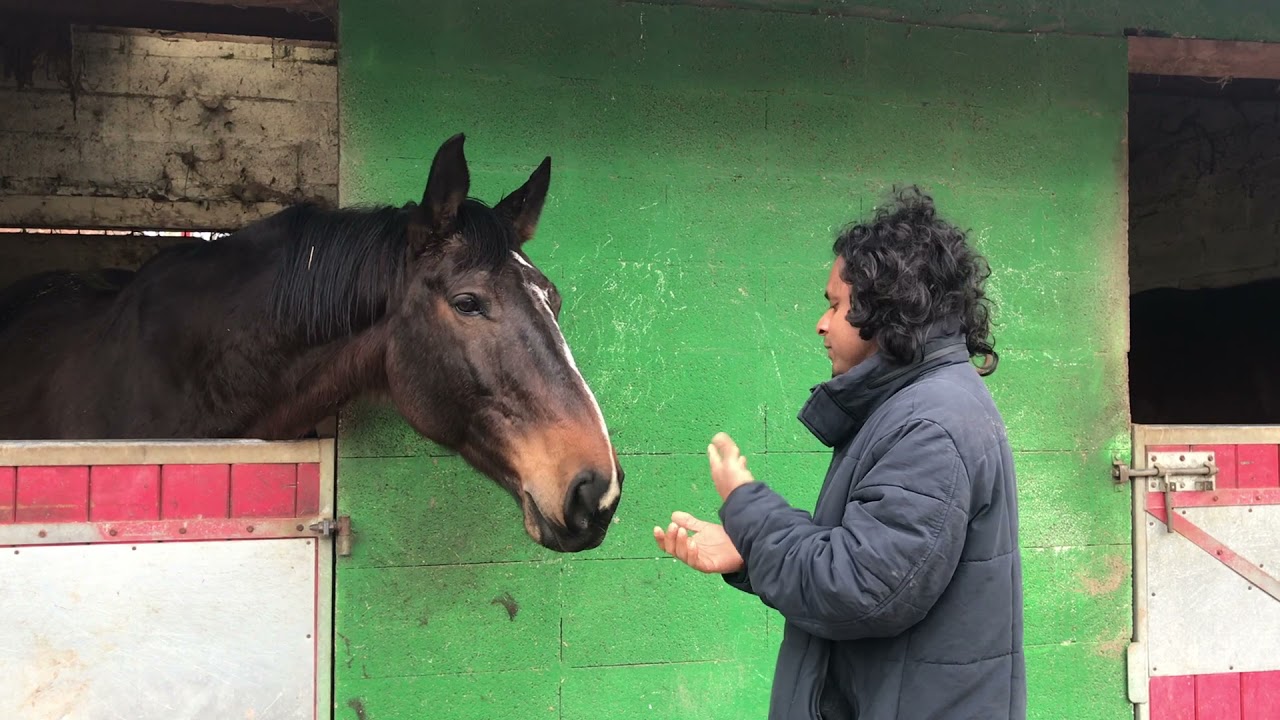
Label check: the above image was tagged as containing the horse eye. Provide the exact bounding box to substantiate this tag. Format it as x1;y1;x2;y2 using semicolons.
451;294;483;317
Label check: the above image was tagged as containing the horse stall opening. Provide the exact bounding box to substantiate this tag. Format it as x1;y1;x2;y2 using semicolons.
1128;38;1280;426
0;7;340;719
1126;37;1280;720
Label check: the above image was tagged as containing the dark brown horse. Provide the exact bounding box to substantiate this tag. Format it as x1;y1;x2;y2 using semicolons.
0;134;623;552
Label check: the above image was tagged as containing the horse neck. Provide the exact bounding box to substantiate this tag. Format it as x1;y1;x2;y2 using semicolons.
243;322;392;440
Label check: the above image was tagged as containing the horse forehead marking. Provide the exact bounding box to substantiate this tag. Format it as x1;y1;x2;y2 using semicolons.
529;283;552;313
519;273;619;511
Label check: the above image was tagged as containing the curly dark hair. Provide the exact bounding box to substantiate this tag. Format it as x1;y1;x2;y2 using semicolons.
832;186;999;376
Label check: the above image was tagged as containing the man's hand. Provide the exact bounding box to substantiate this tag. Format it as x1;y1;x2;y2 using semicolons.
653;511;745;574
708;432;755;501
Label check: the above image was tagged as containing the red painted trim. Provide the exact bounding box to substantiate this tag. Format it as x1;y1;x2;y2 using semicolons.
1147;507;1280;603
0;467;14;523
90;465;161;521
297;462;321;516
161;464;231;519
16;466;89;523
0;515;325;546
1151;675;1196;720
1241;671;1280;719
1147;488;1280;512
231;463;298;518
1195;672;1242;720
1152;671;1280;720
1237;445;1280;490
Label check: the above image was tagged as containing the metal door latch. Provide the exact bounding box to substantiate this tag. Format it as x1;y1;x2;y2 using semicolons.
309;515;352;557
1113;452;1217;533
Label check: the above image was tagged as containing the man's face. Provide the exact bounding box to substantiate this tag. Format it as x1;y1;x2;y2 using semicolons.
816;257;878;377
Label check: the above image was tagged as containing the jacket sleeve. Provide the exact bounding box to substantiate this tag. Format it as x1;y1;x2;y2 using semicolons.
721;569;755;595
718;418;970;641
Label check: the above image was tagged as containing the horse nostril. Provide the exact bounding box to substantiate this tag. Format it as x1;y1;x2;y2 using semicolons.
565;470;609;532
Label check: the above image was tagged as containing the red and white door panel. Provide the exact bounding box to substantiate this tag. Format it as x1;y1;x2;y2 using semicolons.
1130;426;1280;720
0;439;337;720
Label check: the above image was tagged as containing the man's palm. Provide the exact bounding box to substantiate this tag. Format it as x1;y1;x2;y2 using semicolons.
654;511;744;574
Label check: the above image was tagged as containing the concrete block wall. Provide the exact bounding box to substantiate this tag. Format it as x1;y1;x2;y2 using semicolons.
334;1;1132;718
0;27;337;231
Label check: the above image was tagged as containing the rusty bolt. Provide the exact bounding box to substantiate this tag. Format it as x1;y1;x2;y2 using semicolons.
38;530;47;538
109;529;118;536
296;524;304;532
246;525;255;533
179;527;188;534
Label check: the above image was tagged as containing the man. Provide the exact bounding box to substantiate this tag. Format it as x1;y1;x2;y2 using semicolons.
654;187;1025;720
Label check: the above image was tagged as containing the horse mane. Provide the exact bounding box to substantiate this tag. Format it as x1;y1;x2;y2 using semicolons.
265;199;519;344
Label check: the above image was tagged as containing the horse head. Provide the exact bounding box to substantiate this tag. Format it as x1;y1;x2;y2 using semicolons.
384;134;622;552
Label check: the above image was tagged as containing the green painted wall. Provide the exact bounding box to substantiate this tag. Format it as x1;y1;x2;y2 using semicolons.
334;1;1134;718
658;0;1280;43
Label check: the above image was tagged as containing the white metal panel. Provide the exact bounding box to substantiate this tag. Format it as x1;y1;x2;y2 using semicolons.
0;539;316;720
1146;504;1280;676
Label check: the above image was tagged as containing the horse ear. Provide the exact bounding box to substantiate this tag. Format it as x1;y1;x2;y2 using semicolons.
495;156;551;245
416;133;470;243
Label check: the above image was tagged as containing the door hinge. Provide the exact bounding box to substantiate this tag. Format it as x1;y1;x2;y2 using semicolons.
1126;642;1149;705
309;515;352;557
1113;451;1217;533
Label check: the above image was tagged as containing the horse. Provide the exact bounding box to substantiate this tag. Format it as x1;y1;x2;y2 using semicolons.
1129;276;1280;425
0;133;624;553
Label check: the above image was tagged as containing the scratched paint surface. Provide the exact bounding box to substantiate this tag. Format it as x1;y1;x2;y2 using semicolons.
335;1;1138;717
0;540;315;719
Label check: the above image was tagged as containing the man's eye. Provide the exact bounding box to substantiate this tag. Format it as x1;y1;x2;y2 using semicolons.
452;294;483;316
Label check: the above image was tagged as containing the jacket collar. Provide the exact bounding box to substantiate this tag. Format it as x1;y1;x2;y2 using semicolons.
797;326;971;448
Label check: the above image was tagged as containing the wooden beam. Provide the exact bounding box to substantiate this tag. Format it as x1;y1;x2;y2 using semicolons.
166;0;336;17
0;0;335;42
1129;36;1280;81
0;439;327;466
